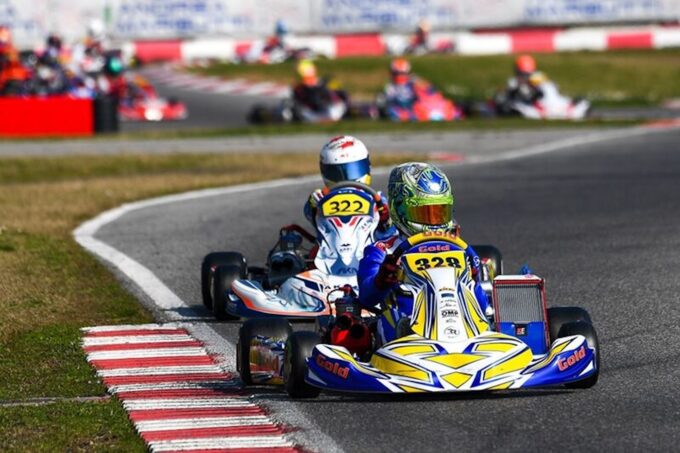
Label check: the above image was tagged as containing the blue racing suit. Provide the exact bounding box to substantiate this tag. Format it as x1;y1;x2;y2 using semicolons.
358;233;490;344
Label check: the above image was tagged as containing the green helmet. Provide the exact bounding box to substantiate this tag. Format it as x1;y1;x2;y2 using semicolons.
388;162;454;236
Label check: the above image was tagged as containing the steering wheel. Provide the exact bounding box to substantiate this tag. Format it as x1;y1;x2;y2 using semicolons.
393;231;468;260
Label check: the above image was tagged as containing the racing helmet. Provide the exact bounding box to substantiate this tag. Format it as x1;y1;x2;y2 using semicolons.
87;19;106;42
388;162;455;236
319;135;371;187
514;54;536;76
104;55;124;76
297;59;318;87
390;58;411;85
528;71;547;87
0;25;11;53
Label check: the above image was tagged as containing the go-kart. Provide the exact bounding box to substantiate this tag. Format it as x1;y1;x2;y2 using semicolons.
118;76;187;122
377;82;463;122
248;81;377;124
237;231;598;396
201;182;385;321
491;80;590;120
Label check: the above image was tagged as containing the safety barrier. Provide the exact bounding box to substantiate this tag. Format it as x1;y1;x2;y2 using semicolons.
124;25;680;63
0;96;118;137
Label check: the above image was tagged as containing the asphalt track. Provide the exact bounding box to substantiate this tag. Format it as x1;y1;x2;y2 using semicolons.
91;127;680;452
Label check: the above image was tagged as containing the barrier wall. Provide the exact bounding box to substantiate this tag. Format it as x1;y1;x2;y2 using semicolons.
0;97;102;137
127;25;680;62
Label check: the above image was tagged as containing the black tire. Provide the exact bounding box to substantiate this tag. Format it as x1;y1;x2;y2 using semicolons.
212;264;245;321
201;252;246;309
557;321;600;389
284;331;322;398
548;307;592;344
472;244;503;280
238;318;293;386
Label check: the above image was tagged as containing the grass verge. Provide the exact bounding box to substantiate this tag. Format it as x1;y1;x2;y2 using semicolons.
193;49;680;107
0;151;416;450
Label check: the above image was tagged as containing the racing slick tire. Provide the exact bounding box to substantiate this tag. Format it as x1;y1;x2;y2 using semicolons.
212;264;245;321
472;245;503;280
238;318;293;386
557;321;600;389
201;252;246;309
548;307;592;344
284;331;322;399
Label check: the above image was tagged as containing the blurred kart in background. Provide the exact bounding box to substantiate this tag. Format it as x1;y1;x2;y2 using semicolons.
489;73;590;120
117;75;187;122
248;78;377;124
377;82;464;122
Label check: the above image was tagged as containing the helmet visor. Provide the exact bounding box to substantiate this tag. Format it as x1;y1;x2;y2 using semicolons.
321;158;370;184
406;204;452;226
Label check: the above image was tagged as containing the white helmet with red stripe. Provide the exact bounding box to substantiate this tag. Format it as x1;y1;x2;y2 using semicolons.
319;135;371;187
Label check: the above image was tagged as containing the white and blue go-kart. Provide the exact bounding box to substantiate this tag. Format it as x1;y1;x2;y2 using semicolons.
269;232;598;397
200;182;383;320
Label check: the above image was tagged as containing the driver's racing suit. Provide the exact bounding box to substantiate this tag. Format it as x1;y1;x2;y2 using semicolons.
357;232;490;344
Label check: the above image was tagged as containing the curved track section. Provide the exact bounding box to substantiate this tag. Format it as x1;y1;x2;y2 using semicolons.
86;128;680;451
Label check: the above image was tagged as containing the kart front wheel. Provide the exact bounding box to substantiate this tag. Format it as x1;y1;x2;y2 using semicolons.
201;252;246;309
212;265;244;321
284;331;321;399
238;318;292;386
558;321;599;389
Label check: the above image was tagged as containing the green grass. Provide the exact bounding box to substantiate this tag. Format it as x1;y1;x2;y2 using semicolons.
0;400;146;452
193;49;680;107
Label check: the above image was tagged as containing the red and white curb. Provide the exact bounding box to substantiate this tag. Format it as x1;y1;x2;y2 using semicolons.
124;25;680;63
82;323;301;453
141;66;290;99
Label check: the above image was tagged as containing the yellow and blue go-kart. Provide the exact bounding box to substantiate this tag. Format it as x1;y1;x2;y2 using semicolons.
281;231;599;397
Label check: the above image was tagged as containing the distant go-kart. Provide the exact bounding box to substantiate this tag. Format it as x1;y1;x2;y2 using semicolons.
201;182;383;321
118;76;188;122
237;231;599;397
377;82;464;122
491;76;590;120
248;80;377;124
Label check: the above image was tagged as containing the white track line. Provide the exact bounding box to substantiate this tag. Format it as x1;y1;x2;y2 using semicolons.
83;335;195;346
83;324;181;333
86;348;208;360
97;365;224;377
135;416;273;432
109;381;238;393
148;436;295;452
123;398;251;410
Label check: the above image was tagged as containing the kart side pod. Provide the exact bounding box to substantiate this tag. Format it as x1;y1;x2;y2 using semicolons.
492;275;549;355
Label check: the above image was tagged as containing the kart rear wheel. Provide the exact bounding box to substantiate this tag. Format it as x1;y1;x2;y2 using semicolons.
558;321;600;389
284;331;321;399
548;307;592;344
201;252;246;309
472;245;503;281
212;264;245;321
238;318;293;386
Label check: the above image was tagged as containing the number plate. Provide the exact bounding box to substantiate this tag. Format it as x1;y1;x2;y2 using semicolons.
403;250;467;277
321;193;371;217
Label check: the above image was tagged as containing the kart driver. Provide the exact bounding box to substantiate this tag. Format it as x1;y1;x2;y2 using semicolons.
382;58;437;110
304;135;393;238
292;59;348;112
0;26;30;95
505;54;544;104
357;162;490;343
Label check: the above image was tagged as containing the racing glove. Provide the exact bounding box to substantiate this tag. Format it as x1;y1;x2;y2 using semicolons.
376;197;392;232
375;254;399;290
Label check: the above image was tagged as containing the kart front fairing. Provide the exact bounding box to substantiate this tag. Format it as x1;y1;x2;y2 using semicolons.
305;235;597;392
229;187;379;318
